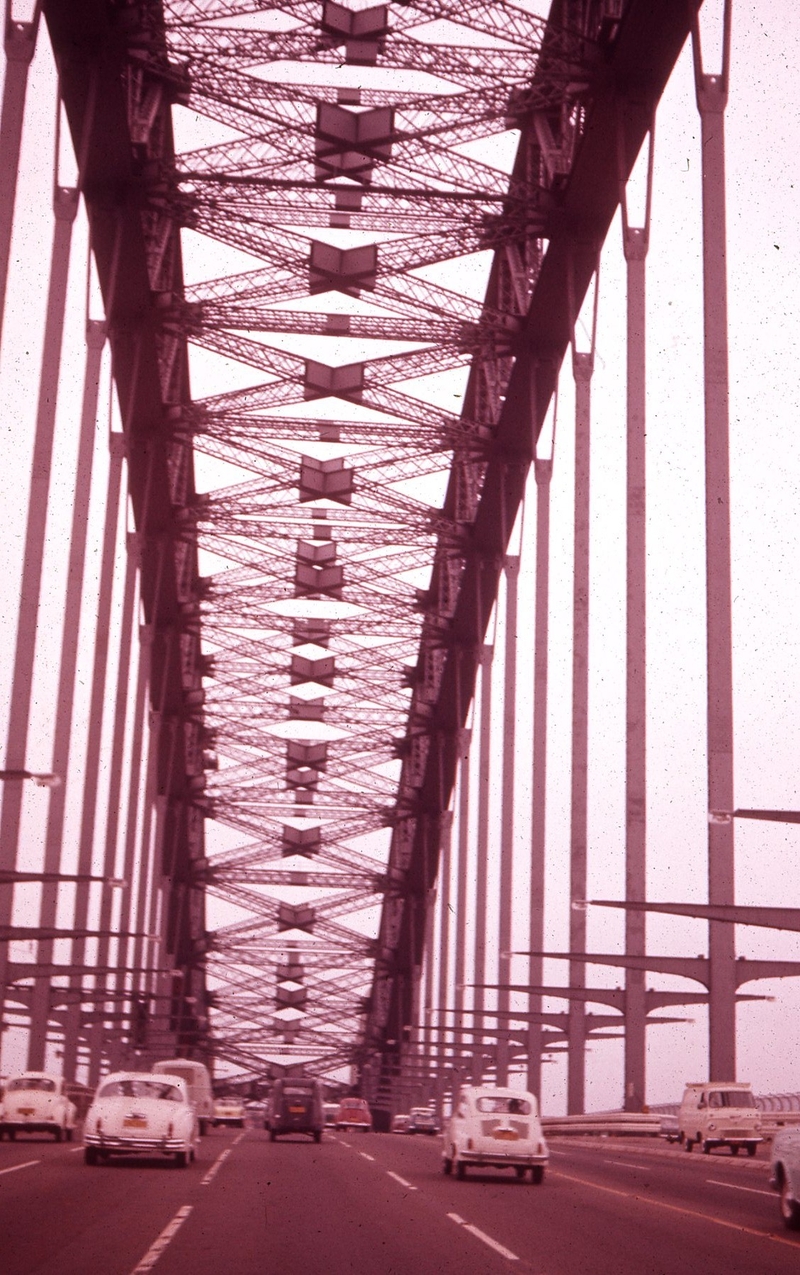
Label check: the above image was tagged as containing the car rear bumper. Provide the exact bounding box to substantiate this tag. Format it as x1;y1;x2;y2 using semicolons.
1;1121;62;1134
84;1133;188;1153
458;1151;549;1168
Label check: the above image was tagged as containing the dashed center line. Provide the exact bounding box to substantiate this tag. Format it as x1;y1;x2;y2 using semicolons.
387;1170;417;1191
601;1159;651;1171
447;1212;519;1263
129;1205;193;1274
0;1158;39;1177
706;1178;775;1197
201;1147;232;1186
359;1151;375;1162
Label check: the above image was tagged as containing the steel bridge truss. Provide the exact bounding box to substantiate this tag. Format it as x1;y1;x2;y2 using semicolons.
37;0;707;1086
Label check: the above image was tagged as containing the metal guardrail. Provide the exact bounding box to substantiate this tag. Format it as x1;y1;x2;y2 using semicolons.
541;1112;662;1137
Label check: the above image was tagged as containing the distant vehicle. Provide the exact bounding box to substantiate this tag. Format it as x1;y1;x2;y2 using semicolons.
678;1082;762;1155
83;1072;198;1167
213;1096;246;1128
408;1106;439;1135
770;1127;800;1229
323;1101;339;1127
443;1086;548;1183
0;1072;77;1142
390;1113;410;1134
266;1078;324;1142
153;1059;214;1135
334;1096;373;1132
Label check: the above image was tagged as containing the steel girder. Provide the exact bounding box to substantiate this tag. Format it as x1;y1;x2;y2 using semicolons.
43;0;209;1055
368;0;702;1091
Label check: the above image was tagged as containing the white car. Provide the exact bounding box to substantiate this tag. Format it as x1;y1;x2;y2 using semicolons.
1;1072;77;1142
83;1072;198;1167
443;1085;549;1183
213;1096;246;1127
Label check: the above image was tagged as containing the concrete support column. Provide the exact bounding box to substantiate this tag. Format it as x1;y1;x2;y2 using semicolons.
621;129;654;1112
693;5;737;1082
496;556;519;1085
528;457;552;1097
0;184;79;1035
568;350;593;1114
472;643;493;1084
0;11;38;344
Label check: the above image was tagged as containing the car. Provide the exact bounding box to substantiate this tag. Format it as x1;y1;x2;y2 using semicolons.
266;1078;325;1142
679;1082;762;1155
323;1101;340;1127
390;1113;410;1133
334;1096;373;1132
0;1072;77;1142
152;1059;214;1136
213;1096;246;1128
443;1085;549;1183
659;1113;680;1143
770;1128;800;1229
83;1071;198;1167
408;1106;439;1135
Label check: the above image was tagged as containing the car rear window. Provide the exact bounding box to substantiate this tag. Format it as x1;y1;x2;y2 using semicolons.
99;1080;184;1102
475;1096;532;1115
8;1077;56;1092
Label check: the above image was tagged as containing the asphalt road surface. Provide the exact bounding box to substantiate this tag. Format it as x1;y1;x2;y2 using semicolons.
2;1126;797;1274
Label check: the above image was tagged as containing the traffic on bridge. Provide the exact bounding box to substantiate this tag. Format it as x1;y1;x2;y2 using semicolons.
1;0;799;1269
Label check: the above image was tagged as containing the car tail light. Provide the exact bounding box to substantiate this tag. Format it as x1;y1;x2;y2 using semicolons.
96;1118;102;1132
168;1122;174;1137
467;1138;473;1150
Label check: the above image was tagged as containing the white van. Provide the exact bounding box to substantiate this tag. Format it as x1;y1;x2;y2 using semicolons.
679;1081;762;1156
153;1059;214;1135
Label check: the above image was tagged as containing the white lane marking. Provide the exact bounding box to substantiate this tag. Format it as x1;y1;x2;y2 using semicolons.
68;1145;84;1153
387;1170;417;1191
447;1212;519;1263
601;1158;651;1171
201;1147;231;1186
0;1159;39;1177
339;1139;351;1147
359;1151;375;1162
706;1178;775;1197
130;1205;193;1274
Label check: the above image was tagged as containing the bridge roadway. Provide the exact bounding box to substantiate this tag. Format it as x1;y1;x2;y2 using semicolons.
1;1125;797;1274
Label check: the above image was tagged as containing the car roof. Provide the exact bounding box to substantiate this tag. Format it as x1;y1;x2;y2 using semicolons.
99;1071;189;1089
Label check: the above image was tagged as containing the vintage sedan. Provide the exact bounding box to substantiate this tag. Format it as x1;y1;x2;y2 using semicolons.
213;1096;246;1128
83;1072;198;1167
1;1072;77;1141
770;1127;800;1229
443;1085;549;1183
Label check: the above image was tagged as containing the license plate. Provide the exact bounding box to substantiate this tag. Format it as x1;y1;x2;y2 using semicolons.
493;1129;518;1140
19;1108;34;1116
289;1106;306;1114
123;1118;148;1129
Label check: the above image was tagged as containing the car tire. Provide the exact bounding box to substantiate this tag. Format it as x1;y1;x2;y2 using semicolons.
780;1179;800;1230
313;1131;321;1144
175;1150;189;1168
684;1138;693;1152
66;1127;73;1143
270;1130;277;1142
84;1147;98;1166
456;1159;466;1179
747;1143;757;1157
730;1144;739;1155
702;1141;711;1155
443;1157;452;1175
53;1126;62;1143
531;1166;545;1185
515;1167;526;1180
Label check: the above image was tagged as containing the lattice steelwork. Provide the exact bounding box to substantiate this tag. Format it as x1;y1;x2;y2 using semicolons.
116;0;592;1077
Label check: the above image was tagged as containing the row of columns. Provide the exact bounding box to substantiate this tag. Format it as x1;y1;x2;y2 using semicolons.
0;12;165;1080
402;4;740;1115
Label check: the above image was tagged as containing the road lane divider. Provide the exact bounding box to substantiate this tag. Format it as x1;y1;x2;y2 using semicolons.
201;1147;232;1186
0;1158;39;1177
601;1159;652;1171
386;1170;417;1191
447;1212;519;1263
705;1178;774;1197
130;1205;193;1274
551;1169;800;1250
359;1151;375;1162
